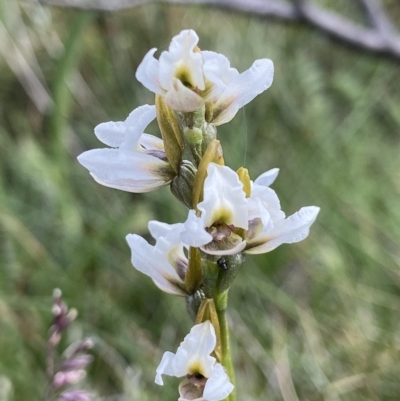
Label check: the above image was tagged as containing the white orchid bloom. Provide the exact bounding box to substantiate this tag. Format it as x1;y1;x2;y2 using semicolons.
136;30;274;125
181;163;320;256
181;163;248;255
136;30;204;113
78;104;174;193
126;220;188;296
155;321;234;401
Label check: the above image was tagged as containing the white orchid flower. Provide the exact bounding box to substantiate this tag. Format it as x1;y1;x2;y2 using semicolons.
136;30;274;125
126;220;188;296
181;163;248;255
155;321;234;401
180;163;320;256
78;104;174;193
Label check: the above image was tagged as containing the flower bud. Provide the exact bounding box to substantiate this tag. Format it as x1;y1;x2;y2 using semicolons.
215;253;245;294
53;288;62;299
80;338;94;350
185;289;205;322
54;370;86;387
170;160;196;209
184;127;203;147
61;355;94;371
63;308;78;327
63;338;94;359
49;329;62;346
201;123;217;154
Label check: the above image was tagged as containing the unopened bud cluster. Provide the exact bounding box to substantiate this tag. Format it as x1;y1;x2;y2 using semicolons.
46;290;93;401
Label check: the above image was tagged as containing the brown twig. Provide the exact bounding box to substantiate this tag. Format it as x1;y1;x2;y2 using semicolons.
24;0;400;62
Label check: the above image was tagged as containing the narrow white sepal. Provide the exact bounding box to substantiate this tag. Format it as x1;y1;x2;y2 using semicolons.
254;168;279;187
155;351;175;385
136;48;162;94
246;206;320;254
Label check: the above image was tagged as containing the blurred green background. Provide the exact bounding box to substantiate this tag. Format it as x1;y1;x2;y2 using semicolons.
1;1;400;400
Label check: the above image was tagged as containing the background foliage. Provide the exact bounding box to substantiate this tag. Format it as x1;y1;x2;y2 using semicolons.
1;1;400;400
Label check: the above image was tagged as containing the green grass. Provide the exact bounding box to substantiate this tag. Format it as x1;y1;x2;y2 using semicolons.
1;1;400;400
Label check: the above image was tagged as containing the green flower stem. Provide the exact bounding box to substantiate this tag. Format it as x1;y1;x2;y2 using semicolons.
50;11;93;167
215;290;236;401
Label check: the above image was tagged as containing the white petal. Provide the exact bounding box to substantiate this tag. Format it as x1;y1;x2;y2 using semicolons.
250;185;285;221
247;197;273;228
203;364;234;401
155;351;175;385
198;164;248;229
202;51;239;86
164;78;204;112
77;148;172;193
126;234;186;295
120;104;157;154
136;48;162;94
159;30;204;91
180;210;213;248
212;59;274;125
94;121;125;147
254;168;279;187
245;206;320;254
202;51;239;100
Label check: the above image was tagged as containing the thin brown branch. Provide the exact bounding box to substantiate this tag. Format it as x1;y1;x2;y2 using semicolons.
27;0;400;62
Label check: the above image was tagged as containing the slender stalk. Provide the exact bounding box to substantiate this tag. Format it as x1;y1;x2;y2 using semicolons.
50;11;93;166
44;334;55;401
215;290;236;401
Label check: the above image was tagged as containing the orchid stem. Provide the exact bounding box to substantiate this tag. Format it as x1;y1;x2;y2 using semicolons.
215;290;236;401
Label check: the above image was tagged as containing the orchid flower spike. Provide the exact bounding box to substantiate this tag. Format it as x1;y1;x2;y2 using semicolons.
126;219;190;296
136;29;274;125
181;163;320;256
78;104;175;193
156;321;234;401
